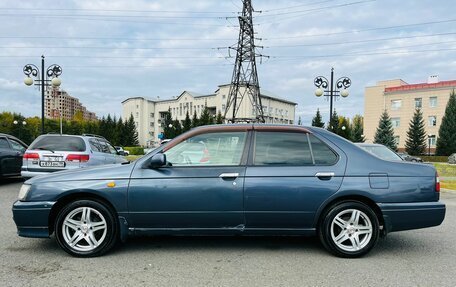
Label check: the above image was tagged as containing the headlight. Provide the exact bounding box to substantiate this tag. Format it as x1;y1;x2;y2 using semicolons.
18;184;31;201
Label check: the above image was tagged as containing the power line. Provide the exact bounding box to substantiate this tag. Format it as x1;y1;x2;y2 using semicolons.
265;32;456;48
0;45;218;50
265;19;456;40
260;0;341;12
0;35;234;41
0;12;234;19
255;0;375;18
0;14;235;27
268;47;456;60
0;7;238;14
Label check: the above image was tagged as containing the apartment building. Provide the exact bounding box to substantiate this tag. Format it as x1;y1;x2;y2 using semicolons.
122;84;297;146
45;88;97;121
364;76;455;153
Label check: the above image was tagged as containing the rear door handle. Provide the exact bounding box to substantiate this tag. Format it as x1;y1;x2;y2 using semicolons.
315;172;335;180
219;173;239;179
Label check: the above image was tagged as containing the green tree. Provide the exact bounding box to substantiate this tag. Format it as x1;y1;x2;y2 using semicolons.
215;111;224;124
374;110;397;151
336;116;351;139
124;114;139;146
351;115;365;143
436;90;456;156
405;109;427;155
191;111;199;128
182;111;192;132
311;109;324;128
199;106;213;126
163;109;175;139
172;118;183;137
328;110;339;132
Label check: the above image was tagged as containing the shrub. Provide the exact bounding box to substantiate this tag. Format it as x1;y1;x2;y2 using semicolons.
124;146;144;155
420;156;448;163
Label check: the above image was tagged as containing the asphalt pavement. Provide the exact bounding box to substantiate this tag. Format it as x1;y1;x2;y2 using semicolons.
1;178;455;286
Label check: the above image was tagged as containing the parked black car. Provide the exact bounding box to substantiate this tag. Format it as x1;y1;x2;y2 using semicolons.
0;133;28;178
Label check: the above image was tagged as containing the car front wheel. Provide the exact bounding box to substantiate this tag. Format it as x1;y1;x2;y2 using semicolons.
55;200;118;257
319;201;379;258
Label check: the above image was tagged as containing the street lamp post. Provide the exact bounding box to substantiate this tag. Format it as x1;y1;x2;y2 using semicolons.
13;120;27;140
314;68;351;132
23;55;62;135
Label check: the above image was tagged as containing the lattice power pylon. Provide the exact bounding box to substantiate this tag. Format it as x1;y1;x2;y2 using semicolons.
224;0;265;123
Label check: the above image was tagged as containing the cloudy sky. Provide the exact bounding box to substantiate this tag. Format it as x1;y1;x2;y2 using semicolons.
1;0;455;124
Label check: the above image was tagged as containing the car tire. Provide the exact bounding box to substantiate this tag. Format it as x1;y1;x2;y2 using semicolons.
55;199;118;257
318;201;379;258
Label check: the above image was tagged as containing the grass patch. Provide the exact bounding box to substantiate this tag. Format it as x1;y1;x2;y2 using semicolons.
432;163;456;177
441;180;456;191
125;155;142;162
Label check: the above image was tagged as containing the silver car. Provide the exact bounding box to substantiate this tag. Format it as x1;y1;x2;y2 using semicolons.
21;134;127;178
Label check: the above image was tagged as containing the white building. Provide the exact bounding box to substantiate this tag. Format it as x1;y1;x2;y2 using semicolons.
122;84;297;146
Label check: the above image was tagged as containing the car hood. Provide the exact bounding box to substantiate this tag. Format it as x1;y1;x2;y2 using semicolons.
25;162;135;184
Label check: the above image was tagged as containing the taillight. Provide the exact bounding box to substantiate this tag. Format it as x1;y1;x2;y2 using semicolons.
66;154;90;162
23;153;39;160
436;172;440;193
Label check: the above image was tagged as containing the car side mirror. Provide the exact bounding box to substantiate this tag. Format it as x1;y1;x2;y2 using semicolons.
145;153;167;169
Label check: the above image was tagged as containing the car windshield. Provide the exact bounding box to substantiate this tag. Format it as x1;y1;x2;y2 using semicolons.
30;136;86;152
360;145;403;161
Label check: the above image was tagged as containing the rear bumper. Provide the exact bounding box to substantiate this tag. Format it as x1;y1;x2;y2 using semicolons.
12;200;56;238
378;201;446;233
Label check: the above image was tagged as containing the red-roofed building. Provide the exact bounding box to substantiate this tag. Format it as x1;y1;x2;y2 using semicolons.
364;76;455;153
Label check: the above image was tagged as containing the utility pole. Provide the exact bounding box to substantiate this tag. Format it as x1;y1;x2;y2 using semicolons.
224;0;266;123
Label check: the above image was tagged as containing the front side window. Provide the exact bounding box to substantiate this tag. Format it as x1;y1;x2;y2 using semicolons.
164;132;246;167
254;132;312;166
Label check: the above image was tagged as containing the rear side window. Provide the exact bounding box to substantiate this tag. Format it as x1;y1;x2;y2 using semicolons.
89;139;102;152
0;137;9;149
308;134;338;165
30;136;86;152
254;132;312;165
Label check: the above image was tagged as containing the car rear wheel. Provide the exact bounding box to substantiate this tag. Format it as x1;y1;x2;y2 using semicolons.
319;201;379;258
55;200;118;257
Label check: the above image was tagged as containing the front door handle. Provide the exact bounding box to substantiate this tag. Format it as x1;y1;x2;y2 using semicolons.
315;172;335;180
219;173;239;179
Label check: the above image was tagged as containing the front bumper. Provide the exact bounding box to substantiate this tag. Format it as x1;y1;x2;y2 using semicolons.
378;201;446;233
12;200;56;238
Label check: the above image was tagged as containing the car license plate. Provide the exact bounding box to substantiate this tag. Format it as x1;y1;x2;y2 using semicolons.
39;161;65;167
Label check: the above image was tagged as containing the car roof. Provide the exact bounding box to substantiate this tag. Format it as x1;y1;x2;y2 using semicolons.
0;133;28;146
354;143;385;147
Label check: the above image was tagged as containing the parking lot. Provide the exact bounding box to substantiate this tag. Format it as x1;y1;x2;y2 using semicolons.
1;178;455;286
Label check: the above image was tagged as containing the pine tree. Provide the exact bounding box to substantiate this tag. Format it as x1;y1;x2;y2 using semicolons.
199;106;213;126
374;110;397;151
124;114;138;146
163;108;174;138
172;118;183;137
328;110;339;132
311;109;324;128
405;109;427;155
215;111;224;124
191;111;199;128
182;111;192;132
436;90;456;156
351;115;365;143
